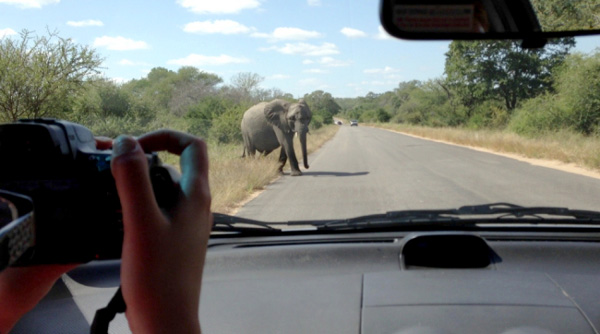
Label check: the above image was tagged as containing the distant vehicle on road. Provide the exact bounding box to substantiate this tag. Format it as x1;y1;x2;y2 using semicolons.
350;120;358;126
335;120;343;125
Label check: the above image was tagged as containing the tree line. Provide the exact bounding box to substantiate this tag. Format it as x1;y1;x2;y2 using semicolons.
339;38;600;138
0;30;342;144
2;27;600;143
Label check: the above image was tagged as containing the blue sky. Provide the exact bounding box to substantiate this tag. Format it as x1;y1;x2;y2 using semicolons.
1;0;599;98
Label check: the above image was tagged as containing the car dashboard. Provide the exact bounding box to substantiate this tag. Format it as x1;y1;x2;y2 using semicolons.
12;230;600;333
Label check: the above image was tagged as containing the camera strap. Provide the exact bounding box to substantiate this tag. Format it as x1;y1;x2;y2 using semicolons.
90;286;127;334
0;190;35;272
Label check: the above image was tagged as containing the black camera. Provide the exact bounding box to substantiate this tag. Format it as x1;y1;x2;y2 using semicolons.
0;119;178;267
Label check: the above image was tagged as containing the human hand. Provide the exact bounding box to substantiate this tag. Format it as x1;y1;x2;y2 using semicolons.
0;263;78;332
0;137;114;333
109;131;211;334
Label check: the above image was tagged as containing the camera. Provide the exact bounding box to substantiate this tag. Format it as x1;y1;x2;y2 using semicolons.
0;119;178;266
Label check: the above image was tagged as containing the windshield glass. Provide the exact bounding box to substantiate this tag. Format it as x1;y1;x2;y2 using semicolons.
1;0;600;222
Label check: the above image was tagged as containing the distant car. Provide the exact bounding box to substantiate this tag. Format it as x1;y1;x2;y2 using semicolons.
335;120;343;125
350;120;358;126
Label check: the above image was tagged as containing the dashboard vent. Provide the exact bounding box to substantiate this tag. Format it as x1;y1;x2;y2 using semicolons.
401;233;498;269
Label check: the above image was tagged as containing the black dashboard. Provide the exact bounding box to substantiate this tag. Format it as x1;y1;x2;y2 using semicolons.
12;231;600;333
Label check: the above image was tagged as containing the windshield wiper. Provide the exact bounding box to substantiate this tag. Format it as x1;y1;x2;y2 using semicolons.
316;203;600;231
212;203;600;235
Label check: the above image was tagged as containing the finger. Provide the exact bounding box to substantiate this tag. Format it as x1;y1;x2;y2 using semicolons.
137;130;210;204
111;136;163;231
95;137;113;150
179;138;211;211
137;129;200;156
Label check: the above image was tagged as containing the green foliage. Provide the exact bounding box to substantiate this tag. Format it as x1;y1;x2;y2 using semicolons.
445;39;575;111
209;105;246;144
508;52;600;137
309;113;324;130
360;108;391;123
390;80;464;127
186;96;231;138
71;79;157;137
303;90;341;125
531;0;600;31
466;100;509;129
508;94;568;136
555;52;600;134
0;29;103;122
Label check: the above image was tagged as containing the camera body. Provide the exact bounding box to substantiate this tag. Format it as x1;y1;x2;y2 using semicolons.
0;119;178;265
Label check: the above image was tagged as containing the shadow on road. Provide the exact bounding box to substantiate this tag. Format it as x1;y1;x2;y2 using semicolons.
301;171;369;177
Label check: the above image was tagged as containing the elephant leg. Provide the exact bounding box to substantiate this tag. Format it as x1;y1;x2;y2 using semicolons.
263;149;274;157
277;147;287;174
273;127;301;176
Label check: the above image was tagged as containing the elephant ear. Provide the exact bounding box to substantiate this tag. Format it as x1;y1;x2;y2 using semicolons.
264;100;290;131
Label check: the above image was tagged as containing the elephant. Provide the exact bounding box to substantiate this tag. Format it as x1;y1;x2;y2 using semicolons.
241;99;312;176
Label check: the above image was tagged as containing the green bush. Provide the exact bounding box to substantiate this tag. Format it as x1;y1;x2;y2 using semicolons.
508;94;569;137
555;53;600;134
209;105;245;144
309;113;324;130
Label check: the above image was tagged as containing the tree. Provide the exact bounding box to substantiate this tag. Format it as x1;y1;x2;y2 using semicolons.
229;72;264;103
530;0;600;31
444;39;575;111
168;67;222;116
303;90;341;125
0;29;103;122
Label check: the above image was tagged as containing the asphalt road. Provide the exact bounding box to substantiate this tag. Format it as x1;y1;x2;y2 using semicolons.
235;125;600;221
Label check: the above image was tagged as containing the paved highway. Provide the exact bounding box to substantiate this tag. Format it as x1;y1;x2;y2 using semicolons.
236;125;600;221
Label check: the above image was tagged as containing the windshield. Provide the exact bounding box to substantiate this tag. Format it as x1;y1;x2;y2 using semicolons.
2;0;600;223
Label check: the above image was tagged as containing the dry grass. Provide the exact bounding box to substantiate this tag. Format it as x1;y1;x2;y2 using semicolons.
158;125;340;214
368;123;600;172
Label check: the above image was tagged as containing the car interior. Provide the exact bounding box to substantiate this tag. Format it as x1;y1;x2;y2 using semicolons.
4;0;600;333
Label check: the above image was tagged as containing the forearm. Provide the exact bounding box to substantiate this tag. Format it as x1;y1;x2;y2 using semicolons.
0;265;76;333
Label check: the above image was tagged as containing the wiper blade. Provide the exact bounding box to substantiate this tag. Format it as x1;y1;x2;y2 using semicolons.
316;203;600;231
212;213;319;235
454;202;600;220
212;213;282;234
212;203;600;235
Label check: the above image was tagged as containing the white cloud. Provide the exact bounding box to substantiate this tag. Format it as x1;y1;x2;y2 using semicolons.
299;78;329;90
375;25;393;40
340;27;367;38
0;0;58;9
67;19;103;27
263;42;339;56
93;36;149;51
177;0;260;14
304;68;328;74
252;27;321;41
302;59;314;65
0;28;17;39
307;0;321;6
167;54;250;66
184;20;252;34
270;74;290;79
364;66;400;74
318;56;350;67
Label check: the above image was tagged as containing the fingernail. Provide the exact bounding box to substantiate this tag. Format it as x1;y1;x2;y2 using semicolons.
112;135;139;157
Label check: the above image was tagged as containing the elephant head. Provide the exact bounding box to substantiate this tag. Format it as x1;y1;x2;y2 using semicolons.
264;99;312;169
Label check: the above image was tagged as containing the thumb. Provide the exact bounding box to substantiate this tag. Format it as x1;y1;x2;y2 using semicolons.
111;136;162;232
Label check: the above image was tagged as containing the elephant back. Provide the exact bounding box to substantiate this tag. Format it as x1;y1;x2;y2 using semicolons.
241;102;280;152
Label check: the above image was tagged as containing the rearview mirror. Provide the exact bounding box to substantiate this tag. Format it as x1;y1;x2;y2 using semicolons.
380;0;600;44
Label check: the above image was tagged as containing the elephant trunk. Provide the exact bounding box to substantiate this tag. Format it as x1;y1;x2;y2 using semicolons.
299;130;309;169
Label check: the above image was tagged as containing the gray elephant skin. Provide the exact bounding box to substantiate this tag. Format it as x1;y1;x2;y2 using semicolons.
241;99;312;176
